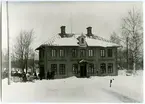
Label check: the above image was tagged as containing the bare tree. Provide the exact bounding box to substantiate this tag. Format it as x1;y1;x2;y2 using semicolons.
110;31;129;70
28;50;36;74
13;29;34;73
23;30;34;73
110;32;121;45
110;32;126;70
121;8;143;74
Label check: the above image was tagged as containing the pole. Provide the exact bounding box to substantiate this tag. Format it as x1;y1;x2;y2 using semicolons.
0;1;2;100
0;1;2;72
7;1;11;85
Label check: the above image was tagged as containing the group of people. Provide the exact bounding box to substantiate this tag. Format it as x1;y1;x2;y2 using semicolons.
12;68;55;81
47;71;55;80
37;71;55;80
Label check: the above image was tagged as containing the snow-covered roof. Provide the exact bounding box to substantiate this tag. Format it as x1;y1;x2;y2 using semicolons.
51;37;79;46
86;38;119;47
36;34;120;49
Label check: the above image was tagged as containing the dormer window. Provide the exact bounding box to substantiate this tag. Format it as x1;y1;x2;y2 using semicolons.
81;38;84;44
77;34;86;47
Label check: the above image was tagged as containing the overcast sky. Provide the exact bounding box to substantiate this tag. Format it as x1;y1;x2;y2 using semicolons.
2;1;143;51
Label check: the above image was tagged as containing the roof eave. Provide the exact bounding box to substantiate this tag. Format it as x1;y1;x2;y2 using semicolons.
35;44;47;50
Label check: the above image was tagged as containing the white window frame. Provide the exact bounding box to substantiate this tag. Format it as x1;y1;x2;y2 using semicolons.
88;64;95;74
100;49;105;57
72;64;78;74
89;49;93;57
59;64;65;75
60;49;64;57
80;49;85;57
72;49;77;57
52;49;56;57
108;63;113;73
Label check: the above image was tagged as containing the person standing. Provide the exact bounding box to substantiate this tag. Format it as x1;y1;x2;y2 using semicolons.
110;79;114;87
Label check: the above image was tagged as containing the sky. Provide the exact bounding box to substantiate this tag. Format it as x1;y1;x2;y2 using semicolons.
2;1;143;51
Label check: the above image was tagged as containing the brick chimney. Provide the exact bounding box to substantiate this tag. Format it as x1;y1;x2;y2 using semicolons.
87;27;92;34
61;26;66;34
86;27;93;37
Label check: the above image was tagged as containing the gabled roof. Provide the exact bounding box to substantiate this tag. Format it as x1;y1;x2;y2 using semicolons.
36;34;120;50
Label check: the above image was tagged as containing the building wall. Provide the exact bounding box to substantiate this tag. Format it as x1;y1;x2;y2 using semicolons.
39;46;118;79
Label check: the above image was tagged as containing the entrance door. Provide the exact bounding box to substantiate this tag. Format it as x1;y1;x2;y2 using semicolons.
80;64;87;77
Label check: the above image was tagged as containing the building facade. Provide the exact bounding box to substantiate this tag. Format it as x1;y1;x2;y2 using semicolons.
36;26;119;79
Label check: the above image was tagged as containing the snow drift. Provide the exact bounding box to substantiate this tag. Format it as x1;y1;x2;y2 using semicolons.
2;70;143;103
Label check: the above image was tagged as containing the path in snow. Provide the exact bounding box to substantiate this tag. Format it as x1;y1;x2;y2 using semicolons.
2;76;143;103
102;88;140;103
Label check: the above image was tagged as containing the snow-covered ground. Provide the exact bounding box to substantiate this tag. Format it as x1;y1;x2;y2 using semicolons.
2;70;143;103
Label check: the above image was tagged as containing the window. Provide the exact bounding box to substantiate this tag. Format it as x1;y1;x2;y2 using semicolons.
100;63;106;74
88;64;95;74
72;49;77;57
89;49;93;57
80;49;86;57
108;63;113;73
108;49;113;57
72;64;78;74
51;64;57;74
60;49;64;57
81;38;84;44
100;49;105;57
51;49;56;57
59;64;65;75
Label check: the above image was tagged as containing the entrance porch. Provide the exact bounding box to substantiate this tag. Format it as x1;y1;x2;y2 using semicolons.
78;59;90;78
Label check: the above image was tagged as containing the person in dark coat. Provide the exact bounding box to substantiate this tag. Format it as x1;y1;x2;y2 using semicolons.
47;71;50;80
38;73;42;80
34;72;37;79
51;71;55;79
22;72;27;82
110;78;114;87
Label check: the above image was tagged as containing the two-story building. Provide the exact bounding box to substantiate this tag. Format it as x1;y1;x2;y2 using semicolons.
36;26;119;79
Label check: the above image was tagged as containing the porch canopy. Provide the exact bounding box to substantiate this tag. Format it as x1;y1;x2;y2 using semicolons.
78;59;92;64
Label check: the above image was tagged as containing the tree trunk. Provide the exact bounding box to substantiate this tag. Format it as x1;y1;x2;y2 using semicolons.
126;37;129;70
25;53;29;74
133;61;136;75
21;59;25;73
132;52;136;75
26;59;28;74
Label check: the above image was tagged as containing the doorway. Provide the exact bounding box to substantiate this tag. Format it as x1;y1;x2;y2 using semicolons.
80;64;87;77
